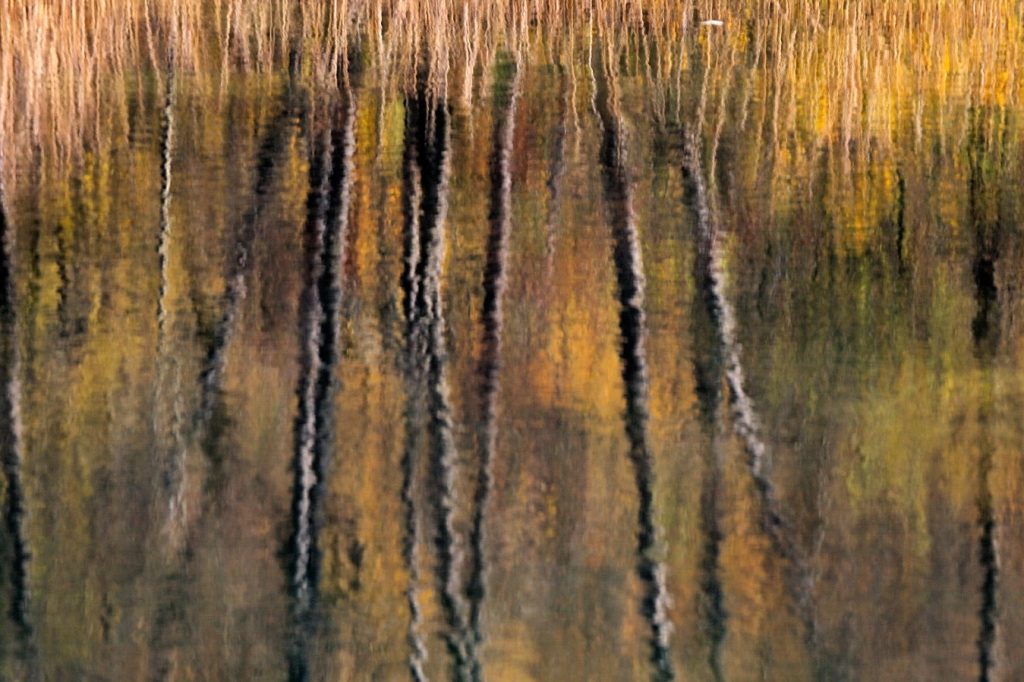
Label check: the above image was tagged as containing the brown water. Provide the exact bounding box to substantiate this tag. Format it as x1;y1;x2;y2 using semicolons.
2;31;1024;682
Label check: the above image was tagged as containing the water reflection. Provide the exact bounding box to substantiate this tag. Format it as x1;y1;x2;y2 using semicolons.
692;129;827;682
0;150;35;679
595;43;675;681
968;105;1004;682
400;79;472;680
3;17;1024;681
465;53;519;681
287;74;357;681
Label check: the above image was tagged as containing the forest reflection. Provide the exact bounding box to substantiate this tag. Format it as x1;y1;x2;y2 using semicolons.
3;3;1024;681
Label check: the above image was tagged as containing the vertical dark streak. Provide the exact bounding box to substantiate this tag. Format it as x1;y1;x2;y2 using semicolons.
680;128;818;658
968;107;1001;361
697;450;726;682
418;94;474;682
689;208;727;682
287;86;358;682
685;48;731;676
402;80;472;678
976;434;998;682
0;162;36;673
465;58;519;681
314;87;358;591
968;105;1000;682
399;92;430;682
149;82;299;682
53;212;71;337
894;170;906;275
287;124;332;682
593;49;675;682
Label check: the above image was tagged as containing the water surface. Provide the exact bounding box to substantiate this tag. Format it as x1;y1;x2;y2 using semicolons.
2;21;1024;682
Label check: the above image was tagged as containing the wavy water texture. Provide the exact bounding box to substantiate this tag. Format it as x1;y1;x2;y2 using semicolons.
152;68;188;542
543;63;569;281
975;406;999;682
288;125;332;681
400;84;472;680
159;82;297;546
193;90;296;440
287;86;357;681
149;81;301;682
680;128;819;655
416;97;474;682
0;156;35;677
146;69;192;682
464;56;519;681
690;233;728;681
968;106;1003;682
3;4;1024;679
594;47;675;682
155;68;174;351
399;93;431;682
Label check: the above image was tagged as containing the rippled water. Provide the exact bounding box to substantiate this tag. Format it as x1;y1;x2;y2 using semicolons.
2;28;1024;682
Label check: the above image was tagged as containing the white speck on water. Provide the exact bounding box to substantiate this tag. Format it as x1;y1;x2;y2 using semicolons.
701;20;724;27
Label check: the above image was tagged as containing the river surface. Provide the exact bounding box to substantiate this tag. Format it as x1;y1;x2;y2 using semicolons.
2;20;1024;682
